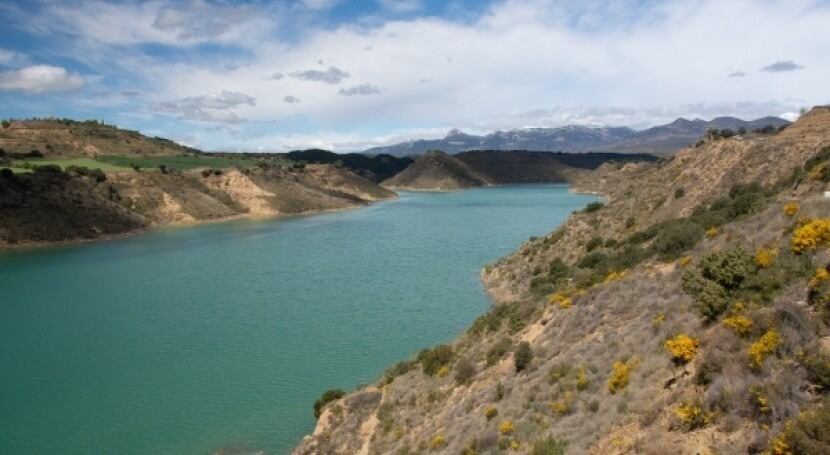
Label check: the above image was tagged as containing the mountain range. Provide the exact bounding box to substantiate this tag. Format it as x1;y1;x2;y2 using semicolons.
363;116;790;156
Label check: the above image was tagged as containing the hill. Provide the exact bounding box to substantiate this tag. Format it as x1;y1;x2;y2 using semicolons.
382;150;657;190
284;149;413;183
363;116;790;156
0;118;198;158
0;162;395;248
294;107;830;455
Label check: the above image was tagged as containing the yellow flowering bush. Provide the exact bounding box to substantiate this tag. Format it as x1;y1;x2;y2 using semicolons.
652;312;665;328
706;227;719;238
608;358;638;394
809;267;830;288
677;255;693;267
484;407;498;420
575;367;589;390
674;401;713;430
499;420;514;435
791;218;830;253
755;247;778;268
548;292;572;309
604;270;627;283
748;329;780;368
665;334;700;364
430;434;447;450
436;365;450;378
722;314;753;336
783;201;799;217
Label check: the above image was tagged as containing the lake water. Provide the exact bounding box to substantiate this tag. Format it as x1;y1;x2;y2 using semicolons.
0;185;595;455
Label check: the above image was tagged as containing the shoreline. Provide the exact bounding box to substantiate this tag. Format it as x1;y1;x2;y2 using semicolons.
0;195;397;253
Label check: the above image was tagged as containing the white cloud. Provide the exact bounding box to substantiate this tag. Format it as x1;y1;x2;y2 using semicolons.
0;65;84;93
728;71;746;78
339;83;382;96
156;90;255;123
284;95;301;103
291;66;350;84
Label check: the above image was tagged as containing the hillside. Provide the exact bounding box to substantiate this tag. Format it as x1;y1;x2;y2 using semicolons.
0;118;197;157
382;151;493;190
381;150;656;190
285;149;414;183
363;116;790;157
0;163;395;248
294;107;830;455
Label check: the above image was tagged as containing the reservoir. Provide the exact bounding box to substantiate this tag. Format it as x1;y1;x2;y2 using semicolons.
0;185;595;454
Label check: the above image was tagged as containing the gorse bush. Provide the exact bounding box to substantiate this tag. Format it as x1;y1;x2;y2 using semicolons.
747;329;780;368
755;247;778;268
722;314;753;336
673;401;713;431
608;358;637;394
768;398;830;455
664;334;700;365
682;246;753;320
791;218;830;253
514;341;533;373
418;344;453;376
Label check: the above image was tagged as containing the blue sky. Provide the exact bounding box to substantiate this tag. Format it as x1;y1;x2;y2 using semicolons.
0;0;827;152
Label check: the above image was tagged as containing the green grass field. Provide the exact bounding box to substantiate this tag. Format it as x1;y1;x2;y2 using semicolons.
5;154;258;173
97;154;255;170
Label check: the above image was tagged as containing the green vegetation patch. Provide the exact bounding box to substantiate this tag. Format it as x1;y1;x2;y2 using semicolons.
97;154;255;171
9;157;131;173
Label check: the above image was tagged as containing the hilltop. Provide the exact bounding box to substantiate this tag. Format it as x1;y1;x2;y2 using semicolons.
382;150;657;191
363;116;790;157
294;107;830;455
0;118;197;157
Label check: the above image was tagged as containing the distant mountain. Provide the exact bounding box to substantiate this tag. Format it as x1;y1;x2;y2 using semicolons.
363;116;790;156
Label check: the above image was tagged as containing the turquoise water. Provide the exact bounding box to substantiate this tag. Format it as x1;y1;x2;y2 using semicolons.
0;185;595;455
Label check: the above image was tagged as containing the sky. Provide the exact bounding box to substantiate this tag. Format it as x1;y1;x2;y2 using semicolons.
0;0;827;152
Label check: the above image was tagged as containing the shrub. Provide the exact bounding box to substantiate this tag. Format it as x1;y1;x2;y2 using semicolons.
677;255;693;267
755;247;778;268
583;201;604;213
487;337;513;366
313;389;345;419
722;314;753;336
673;401;713;431
201;168;212;178
803;352;830;390
674;187;685;199
418;344;453;376
455;357;476;385
768;398;830;455
706;227;719;238
548;258;570;281
430;434;447;450
530;437;567;455
514;341;533;373
575;367;589;391
664;334;700;365
625;217;636;229
499;420;514;435
608;358;637;394
791;218;830;253
783;202;799;217
484;407;498;420
747;329;780;368
586;236;603;252
809;267;830;288
549;292;572;309
681;247;754;320
577;251;608;269
384;360;415;384
649;220;704;260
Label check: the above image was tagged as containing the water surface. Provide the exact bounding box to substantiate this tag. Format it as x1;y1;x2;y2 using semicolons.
0;185;595;454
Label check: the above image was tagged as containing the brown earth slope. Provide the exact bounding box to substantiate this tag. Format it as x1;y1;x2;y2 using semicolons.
0;119;196;157
294;107;830;455
0;164;395;248
382;151;493;190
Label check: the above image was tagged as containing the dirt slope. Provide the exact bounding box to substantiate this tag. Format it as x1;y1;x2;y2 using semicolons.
382;151;493;190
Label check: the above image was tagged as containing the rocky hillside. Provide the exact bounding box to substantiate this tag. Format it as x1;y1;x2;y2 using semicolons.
284;149;414;183
0;163;395;248
363;116;789;157
0;118;196;157
381;150;655;191
294;107;830;455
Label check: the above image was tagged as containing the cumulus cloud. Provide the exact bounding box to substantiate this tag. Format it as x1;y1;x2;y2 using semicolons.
760;60;804;73
291;66;350;84
338;83;382;96
284;95;301;103
0;65;84;93
728;71;746;78
156;90;255;123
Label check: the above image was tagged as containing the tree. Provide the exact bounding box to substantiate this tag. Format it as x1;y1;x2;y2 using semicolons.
313;389;345;419
514;341;533;372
